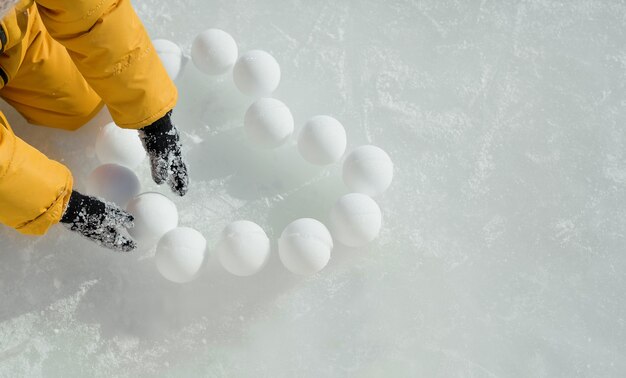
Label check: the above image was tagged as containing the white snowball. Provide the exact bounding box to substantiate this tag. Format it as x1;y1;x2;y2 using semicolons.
95;122;146;169
216;220;270;276
153;39;184;80
298;115;347;165
126;192;178;246
330;193;382;247
191;29;238;75
156;227;206;283
244;98;294;148
342;145;394;197
87;164;141;207
233;50;281;97
278;218;333;275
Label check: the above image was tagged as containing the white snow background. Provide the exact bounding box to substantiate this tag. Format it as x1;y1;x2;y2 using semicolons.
0;0;625;376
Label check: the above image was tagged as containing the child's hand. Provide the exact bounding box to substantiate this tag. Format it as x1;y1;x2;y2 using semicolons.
59;191;137;252
138;110;189;196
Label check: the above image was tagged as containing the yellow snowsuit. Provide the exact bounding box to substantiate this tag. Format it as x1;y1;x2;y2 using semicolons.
0;0;177;235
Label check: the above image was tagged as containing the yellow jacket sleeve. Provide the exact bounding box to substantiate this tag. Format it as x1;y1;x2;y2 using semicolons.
34;0;177;129
0;113;73;235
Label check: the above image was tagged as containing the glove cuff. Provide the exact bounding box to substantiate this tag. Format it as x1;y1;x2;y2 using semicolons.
140;110;173;136
60;191;105;225
60;190;82;224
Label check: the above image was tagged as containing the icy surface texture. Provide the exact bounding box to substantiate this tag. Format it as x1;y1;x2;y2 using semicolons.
0;0;625;376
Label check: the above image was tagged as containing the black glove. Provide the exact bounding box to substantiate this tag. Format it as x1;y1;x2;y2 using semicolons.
138;110;189;196
60;190;136;252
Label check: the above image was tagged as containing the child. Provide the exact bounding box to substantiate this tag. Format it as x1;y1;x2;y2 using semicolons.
0;0;189;252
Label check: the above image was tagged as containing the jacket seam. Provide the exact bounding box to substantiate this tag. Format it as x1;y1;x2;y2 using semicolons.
115;92;177;129
37;0;112;25
15;178;71;231
0;131;16;180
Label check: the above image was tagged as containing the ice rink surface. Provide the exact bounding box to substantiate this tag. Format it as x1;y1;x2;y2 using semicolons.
1;0;626;376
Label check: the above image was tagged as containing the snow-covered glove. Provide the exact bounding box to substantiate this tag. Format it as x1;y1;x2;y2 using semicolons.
138;110;189;196
60;190;137;252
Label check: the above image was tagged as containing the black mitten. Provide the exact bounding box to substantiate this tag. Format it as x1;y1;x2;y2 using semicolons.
138;110;189;196
60;190;136;252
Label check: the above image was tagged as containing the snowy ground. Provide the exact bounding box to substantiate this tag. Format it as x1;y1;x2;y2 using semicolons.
1;0;626;376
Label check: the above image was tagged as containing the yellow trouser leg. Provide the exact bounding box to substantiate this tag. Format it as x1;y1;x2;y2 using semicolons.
0;4;103;131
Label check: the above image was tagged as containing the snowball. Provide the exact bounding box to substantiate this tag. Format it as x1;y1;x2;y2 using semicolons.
278;218;333;275
233;50;281;97
95;122;146;169
126;192;178;246
191;29;238;75
153;39;184;81
87;164;141;207
298;115;347;165
156;227;206;283
216;220;270;276
244;98;294;148
342;145;394;197
330;193;382;247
